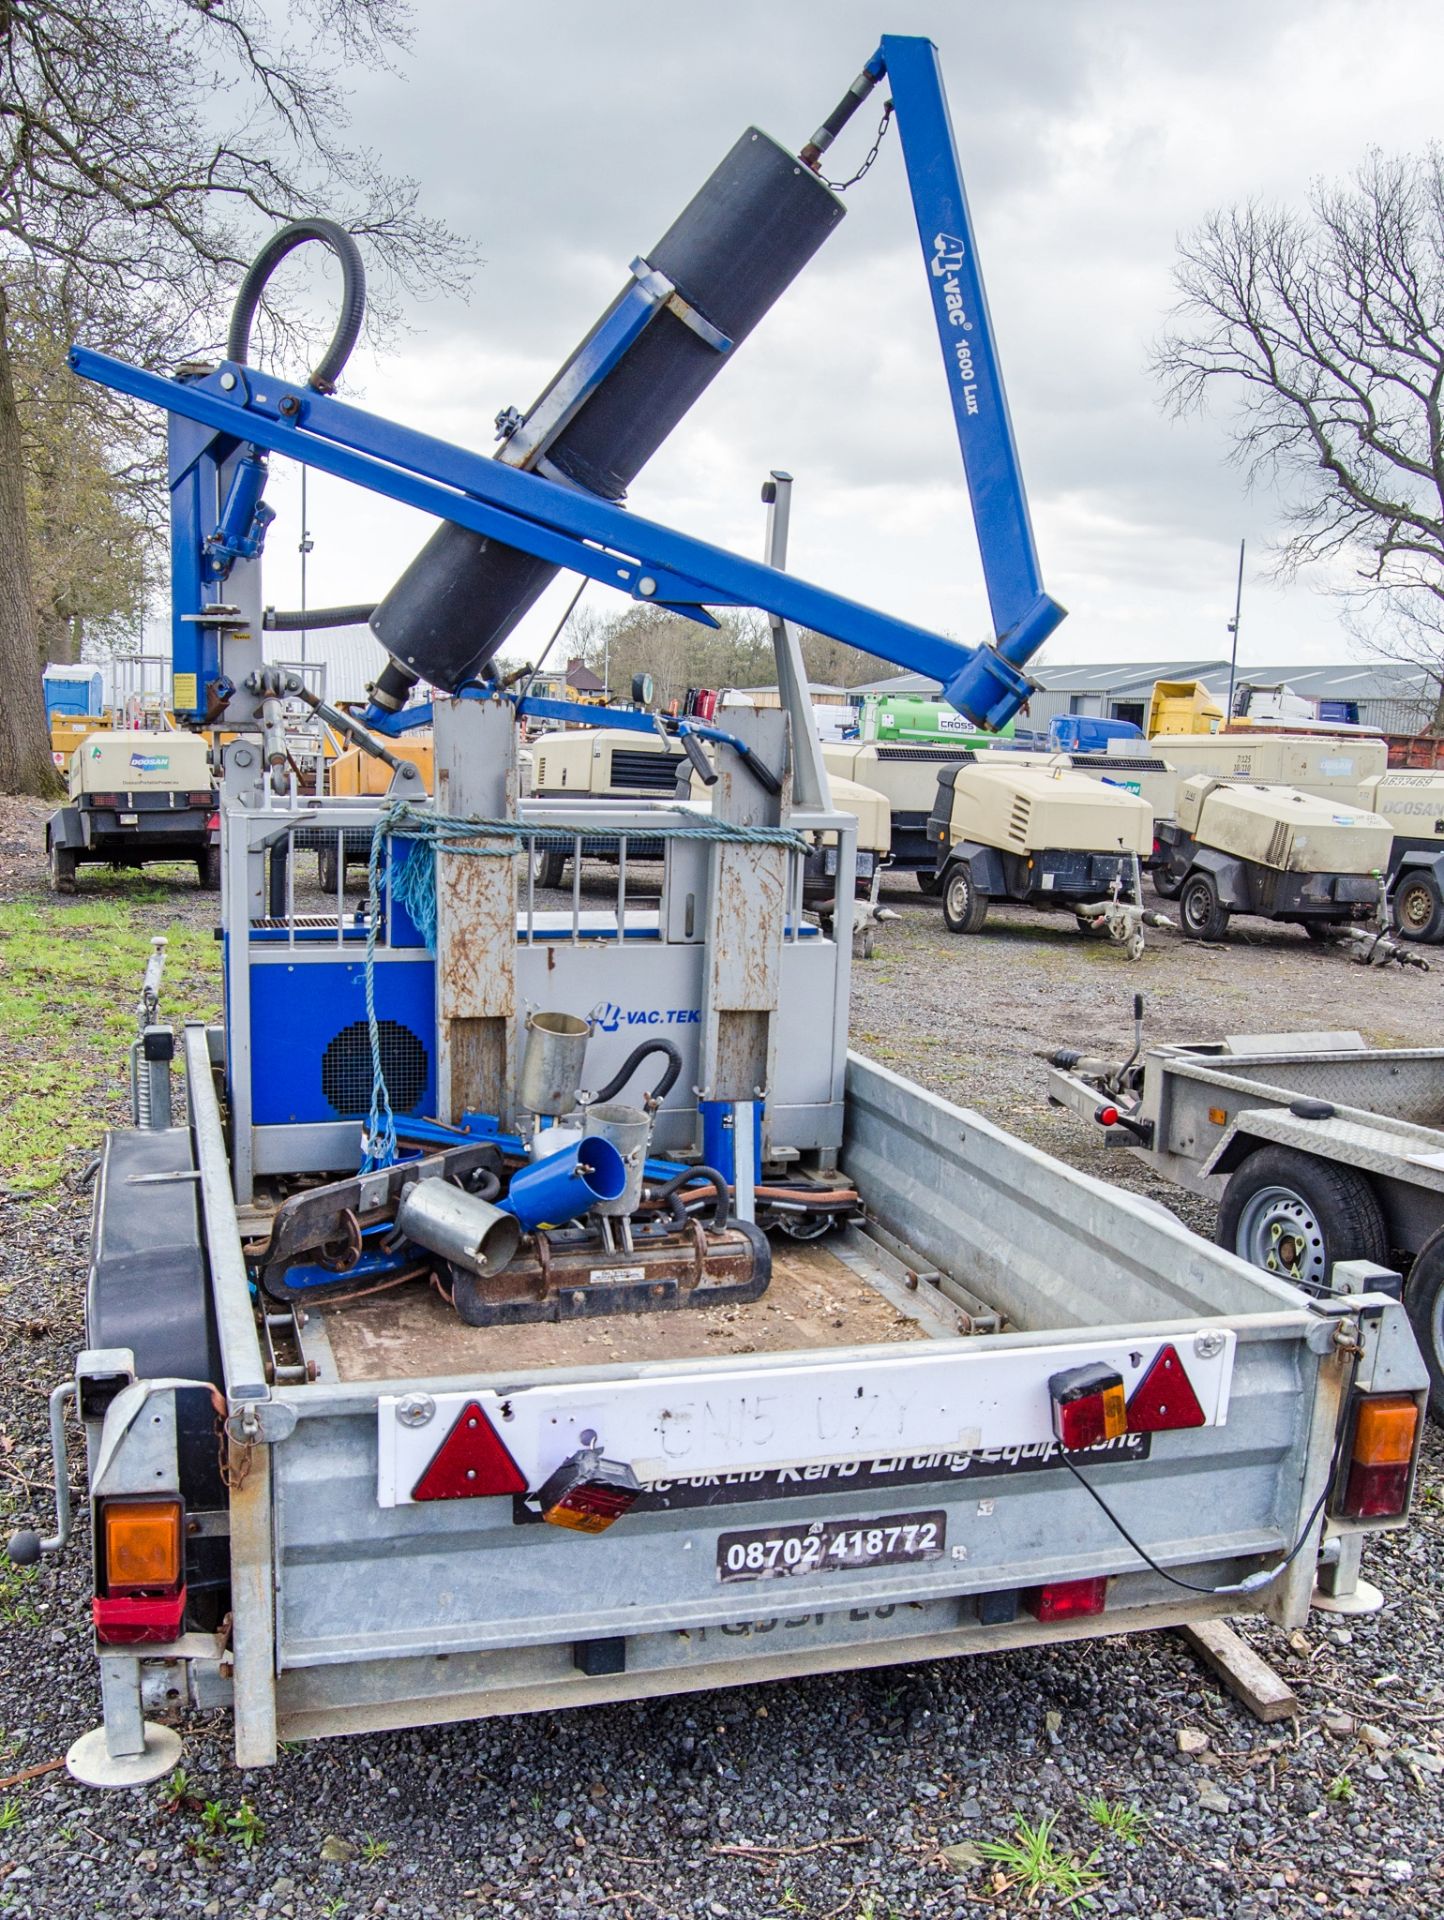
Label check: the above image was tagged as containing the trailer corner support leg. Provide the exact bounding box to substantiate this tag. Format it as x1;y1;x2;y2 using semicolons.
1310;1531;1385;1616
65;1653;184;1788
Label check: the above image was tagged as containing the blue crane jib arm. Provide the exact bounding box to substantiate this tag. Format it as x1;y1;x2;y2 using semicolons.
70;34;1063;733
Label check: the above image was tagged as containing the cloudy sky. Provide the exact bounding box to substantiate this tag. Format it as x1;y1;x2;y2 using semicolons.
252;0;1444;677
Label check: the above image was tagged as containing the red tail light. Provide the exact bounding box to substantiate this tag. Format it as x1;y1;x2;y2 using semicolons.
1336;1394;1419;1520
206;812;220;832
1025;1577;1108;1622
412;1401;527;1501
188;790;212;807
1125;1343;1205;1433
1050;1363;1127;1450
91;792;121;807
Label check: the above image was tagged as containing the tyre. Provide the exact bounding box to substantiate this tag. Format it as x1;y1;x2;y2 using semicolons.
915;869;943;898
1403;1225;1444;1423
49;843;77;894
317;845;339;893
1217;1145;1387;1294
1179;870;1229;941
531;845;567;890
197;843;221;891
941;862;989;934
1392;869;1444;944
1301;919;1340;945
1151;868;1183;902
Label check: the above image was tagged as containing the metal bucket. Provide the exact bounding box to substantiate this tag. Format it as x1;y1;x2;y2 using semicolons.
518;1009;591;1117
583;1101;652;1217
501;1136;628;1232
396;1178;521;1278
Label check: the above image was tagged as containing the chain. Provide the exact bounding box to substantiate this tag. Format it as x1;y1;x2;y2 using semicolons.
821;100;894;191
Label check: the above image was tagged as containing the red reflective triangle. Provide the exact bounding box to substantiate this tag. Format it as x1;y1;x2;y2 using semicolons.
412;1400;528;1501
1126;1343;1206;1433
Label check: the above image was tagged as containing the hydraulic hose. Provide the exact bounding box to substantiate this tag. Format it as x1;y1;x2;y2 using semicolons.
264;603;377;632
591;1039;683;1107
656;1165;730;1236
227;218;366;394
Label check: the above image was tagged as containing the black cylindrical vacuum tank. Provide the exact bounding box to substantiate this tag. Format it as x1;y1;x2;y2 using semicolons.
367;129;844;704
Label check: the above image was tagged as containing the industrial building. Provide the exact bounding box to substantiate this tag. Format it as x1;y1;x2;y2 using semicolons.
851;658;1441;736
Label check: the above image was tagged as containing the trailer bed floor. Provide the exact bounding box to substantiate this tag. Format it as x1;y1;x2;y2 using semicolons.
311;1231;959;1384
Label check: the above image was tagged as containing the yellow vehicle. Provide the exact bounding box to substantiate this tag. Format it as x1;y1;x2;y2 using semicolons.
1145;680;1224;737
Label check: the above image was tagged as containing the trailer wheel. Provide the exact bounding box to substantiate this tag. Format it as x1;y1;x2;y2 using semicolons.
1403;1225;1444;1422
1217;1145;1387;1295
915;870;943;897
941;862;989;934
317;845;339;892
1301;920;1341;944
1151;869;1183;902
1393;869;1444;943
197;844;221;891
49;843;77;894
531;846;567;890
1179;870;1229;942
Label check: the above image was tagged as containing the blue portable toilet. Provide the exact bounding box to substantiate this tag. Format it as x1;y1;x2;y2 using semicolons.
43;665;103;720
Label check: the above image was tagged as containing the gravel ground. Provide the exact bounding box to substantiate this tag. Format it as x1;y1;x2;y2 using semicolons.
0;801;1441;1919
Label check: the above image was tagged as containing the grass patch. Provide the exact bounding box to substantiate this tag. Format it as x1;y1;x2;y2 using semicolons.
0;888;219;1194
978;1811;1103;1909
1084;1795;1150;1845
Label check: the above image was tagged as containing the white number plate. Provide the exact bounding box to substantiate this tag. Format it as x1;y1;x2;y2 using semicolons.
717;1509;946;1583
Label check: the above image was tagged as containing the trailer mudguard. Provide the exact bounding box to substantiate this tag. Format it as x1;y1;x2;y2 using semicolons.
944;840;1007;891
46;806;86;852
1186;845;1251;909
1393;847;1444;879
88;1127;227;1513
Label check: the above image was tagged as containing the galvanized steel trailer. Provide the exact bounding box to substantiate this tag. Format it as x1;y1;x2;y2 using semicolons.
50;1007;1428;1776
1047;1028;1444;1421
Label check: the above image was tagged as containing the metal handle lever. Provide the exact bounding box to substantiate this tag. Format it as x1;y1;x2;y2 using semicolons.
6;1382;75;1563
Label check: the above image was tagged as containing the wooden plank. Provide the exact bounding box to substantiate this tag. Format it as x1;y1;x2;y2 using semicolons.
1179;1619;1299;1724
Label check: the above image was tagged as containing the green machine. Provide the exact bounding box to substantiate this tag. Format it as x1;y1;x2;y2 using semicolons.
859;693;1014;746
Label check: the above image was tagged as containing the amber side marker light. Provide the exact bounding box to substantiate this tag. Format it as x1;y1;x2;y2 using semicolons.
1337;1394;1419;1520
101;1498;183;1594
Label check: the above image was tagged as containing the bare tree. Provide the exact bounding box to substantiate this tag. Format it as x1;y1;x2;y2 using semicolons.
0;0;473;795
1152;149;1444;715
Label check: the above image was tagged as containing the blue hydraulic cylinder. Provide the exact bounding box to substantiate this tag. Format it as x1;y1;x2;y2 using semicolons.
205;447;275;579
700;1099;763;1187
881;34;1066;727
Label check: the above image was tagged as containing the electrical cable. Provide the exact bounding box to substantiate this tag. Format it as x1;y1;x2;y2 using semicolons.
1057;1429;1344;1598
517;577;589;707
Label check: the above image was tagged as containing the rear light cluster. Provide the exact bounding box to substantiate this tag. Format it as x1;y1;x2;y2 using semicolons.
1049;1344;1205;1450
1032;1346;1213;1626
534;1454;642;1533
93;1496;185;1645
1025;1576;1108;1622
1336;1394;1419;1520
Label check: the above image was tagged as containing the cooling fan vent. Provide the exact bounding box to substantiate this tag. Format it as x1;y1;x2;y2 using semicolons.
321;1019;429;1118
